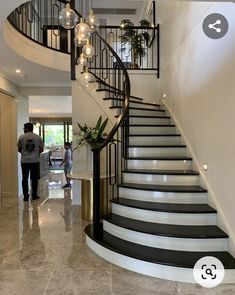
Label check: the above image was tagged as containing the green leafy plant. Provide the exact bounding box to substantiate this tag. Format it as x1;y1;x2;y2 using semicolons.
74;116;108;150
120;19;151;68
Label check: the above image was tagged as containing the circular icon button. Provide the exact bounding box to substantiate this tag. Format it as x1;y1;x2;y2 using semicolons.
203;13;229;39
193;256;225;288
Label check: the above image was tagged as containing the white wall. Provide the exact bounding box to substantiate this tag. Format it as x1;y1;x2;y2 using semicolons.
71;77;116;204
158;1;235;254
129;71;160;102
4;21;70;72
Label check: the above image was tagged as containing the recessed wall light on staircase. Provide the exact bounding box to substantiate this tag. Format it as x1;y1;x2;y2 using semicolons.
203;163;208;171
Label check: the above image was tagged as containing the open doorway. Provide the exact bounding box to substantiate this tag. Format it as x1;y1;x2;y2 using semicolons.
28;95;72;171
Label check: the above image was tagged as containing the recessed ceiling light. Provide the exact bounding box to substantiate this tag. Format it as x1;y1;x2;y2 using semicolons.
16;69;21;73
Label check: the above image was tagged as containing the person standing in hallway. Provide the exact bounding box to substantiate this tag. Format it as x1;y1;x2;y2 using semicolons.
17;122;44;201
60;141;72;189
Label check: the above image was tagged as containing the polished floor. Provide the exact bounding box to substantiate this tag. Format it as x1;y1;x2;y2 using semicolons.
0;171;234;295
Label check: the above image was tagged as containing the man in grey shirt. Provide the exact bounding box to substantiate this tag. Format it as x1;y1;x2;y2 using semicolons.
17;122;44;201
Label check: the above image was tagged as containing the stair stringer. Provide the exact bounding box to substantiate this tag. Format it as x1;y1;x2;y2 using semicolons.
161;98;235;257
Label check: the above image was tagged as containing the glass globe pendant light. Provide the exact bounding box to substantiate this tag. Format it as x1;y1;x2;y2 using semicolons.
87;10;99;31
75;36;86;48
81;67;92;82
59;3;78;29
75;18;92;42
82;39;95;58
77;53;87;66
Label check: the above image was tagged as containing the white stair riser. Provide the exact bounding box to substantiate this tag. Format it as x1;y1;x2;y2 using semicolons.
130;109;166;116
129;136;181;145
130;117;171;125
127;159;192;170
130;126;175;135
130;102;160;110
119;187;208;204
103;221;228;252
129;147;186;157
112;203;217;225
86;236;235;283
123;173;199;186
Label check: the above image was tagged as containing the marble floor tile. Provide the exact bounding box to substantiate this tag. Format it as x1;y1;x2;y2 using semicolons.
1;269;52;295
45;269;112;295
55;243;111;270
206;283;235;294
176;281;235;295
111;267;176;295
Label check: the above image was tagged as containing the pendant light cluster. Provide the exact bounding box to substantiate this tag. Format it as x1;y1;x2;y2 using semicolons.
59;3;99;84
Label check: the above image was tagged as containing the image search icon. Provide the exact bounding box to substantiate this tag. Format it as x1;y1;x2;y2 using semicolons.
193;256;225;288
203;13;229;39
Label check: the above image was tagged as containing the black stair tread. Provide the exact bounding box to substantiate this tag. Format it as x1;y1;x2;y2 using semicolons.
129;124;175;127
118;183;207;193
128;134;181;137
128;145;186;148
125;156;192;160
109;106;122;109
111;107;165;111
129;115;170;119
96;88;143;101
111;197;215;213
103;97;160;107
129;107;165;112
85;224;235;269
131;101;161;107
104;213;228;239
122;169;199;175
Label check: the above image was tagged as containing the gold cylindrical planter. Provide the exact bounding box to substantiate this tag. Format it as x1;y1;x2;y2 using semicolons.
81;179;93;221
81;178;112;221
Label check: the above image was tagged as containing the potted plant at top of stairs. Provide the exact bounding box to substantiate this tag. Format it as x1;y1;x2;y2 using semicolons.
120;19;151;69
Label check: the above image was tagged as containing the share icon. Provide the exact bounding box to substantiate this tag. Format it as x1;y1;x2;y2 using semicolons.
203;13;229;39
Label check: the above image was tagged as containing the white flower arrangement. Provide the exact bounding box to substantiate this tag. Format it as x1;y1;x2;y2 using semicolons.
74;116;108;151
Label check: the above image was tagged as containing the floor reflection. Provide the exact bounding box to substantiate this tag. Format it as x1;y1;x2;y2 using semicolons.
60;192;72;232
20;203;45;269
0;171;235;294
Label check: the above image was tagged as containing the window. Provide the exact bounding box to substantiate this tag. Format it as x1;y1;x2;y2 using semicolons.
44;125;64;148
31;119;72;148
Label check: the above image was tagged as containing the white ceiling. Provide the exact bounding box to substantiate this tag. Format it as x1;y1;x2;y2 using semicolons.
29;96;72;117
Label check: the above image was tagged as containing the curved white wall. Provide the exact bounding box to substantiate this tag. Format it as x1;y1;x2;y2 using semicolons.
158;1;235;253
4;21;70;72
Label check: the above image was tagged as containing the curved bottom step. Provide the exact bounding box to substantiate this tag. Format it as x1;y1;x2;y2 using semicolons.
85;224;235;283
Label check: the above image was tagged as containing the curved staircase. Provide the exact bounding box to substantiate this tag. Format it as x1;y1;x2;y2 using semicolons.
85;96;235;283
8;0;235;283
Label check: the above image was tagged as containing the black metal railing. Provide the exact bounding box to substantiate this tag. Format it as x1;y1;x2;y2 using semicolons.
96;25;160;72
8;1;159;74
8;0;73;53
